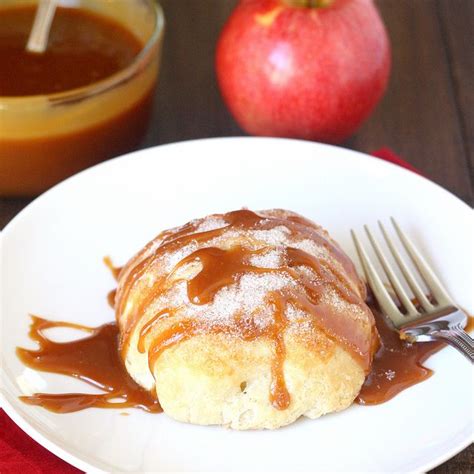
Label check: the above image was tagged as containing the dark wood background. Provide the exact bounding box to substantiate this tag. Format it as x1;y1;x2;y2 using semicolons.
1;0;472;471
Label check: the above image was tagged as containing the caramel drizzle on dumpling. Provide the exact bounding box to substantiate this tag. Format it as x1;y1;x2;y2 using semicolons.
117;211;361;346
116;210;375;410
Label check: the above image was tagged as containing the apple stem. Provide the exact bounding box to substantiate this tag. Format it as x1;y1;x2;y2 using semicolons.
282;0;334;7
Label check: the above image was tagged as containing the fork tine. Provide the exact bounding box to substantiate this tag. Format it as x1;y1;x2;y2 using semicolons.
351;229;406;327
378;221;434;312
391;218;453;307
364;225;418;316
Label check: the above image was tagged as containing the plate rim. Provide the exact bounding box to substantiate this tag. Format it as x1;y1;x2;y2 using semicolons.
1;136;472;472
1;136;472;238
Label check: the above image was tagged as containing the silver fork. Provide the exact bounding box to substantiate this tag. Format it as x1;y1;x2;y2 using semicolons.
351;218;474;363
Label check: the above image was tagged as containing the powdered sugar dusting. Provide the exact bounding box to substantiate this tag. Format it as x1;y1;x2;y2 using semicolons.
196;217;227;233
385;370;396;381
162;242;198;272
142;269;297;333
189;273;295;330
292;239;326;258
319;288;370;327
118;209;374;366
294;265;319;281
249;249;282;268
252;227;292;246
320;287;361;318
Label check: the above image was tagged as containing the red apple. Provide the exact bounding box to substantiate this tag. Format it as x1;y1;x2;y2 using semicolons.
216;0;391;143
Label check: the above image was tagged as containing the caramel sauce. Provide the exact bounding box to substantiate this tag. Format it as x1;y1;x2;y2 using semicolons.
465;314;474;333
16;302;454;414
357;301;444;405
117;210;345;322
17;304;452;413
268;295;290;410
0;87;155;196
103;256;123;281
107;289;117;309
178;246;274;305
0;6;142;96
117;210;367;365
0;5;157;197
138;309;175;353
139;243;366;411
16;210;471;415
17;316;161;413
104;257;122;308
106;289;116;309
120;211;374;409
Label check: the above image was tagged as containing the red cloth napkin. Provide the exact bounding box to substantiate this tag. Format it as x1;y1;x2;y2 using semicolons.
0;410;80;474
371;147;422;175
0;148;420;474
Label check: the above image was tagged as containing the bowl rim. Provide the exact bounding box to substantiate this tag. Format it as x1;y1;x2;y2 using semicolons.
0;0;165;106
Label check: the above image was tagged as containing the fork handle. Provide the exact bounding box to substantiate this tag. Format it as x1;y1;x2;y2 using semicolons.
432;327;474;363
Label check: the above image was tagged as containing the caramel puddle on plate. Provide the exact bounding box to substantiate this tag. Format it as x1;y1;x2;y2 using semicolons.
16;306;464;413
15;254;470;413
17;258;160;414
17;316;161;413
358;297;473;405
357;301;445;405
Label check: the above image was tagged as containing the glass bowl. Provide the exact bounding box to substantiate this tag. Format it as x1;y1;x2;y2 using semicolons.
0;0;165;196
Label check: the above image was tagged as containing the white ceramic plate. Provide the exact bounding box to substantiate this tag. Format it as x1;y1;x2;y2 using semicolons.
1;137;473;473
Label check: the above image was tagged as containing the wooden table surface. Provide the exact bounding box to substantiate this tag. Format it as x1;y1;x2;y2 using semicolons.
1;0;472;471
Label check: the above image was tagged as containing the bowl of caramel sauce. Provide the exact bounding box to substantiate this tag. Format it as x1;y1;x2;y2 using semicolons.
0;0;164;196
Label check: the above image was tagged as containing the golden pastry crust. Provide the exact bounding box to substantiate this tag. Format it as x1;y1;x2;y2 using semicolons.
115;209;377;429
153;333;364;429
